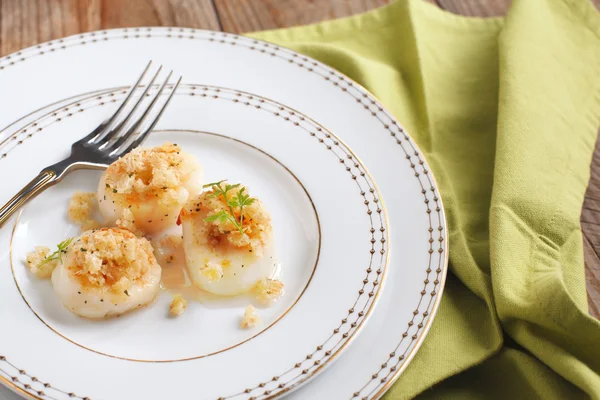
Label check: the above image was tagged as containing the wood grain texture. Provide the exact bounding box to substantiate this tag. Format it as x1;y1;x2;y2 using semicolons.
436;0;511;16
437;0;600;15
0;0;598;318
0;0;220;55
98;0;221;31
213;0;392;33
581;133;600;318
583;235;600;318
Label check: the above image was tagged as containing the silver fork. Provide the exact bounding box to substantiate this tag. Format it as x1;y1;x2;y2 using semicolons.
0;61;182;228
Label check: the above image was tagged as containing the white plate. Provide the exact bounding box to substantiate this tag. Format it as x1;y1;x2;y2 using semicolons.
2;86;389;398
0;29;448;400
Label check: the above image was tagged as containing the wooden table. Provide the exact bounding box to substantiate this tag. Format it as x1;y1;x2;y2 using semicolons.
1;0;599;319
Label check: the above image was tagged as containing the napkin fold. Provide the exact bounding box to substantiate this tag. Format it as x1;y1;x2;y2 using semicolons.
249;0;600;398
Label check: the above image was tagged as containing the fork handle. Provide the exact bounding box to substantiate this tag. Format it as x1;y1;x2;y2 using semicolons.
0;170;57;229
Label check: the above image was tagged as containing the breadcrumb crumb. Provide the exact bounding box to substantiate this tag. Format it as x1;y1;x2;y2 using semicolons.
25;246;57;279
254;278;284;305
169;293;187;316
68;192;97;223
240;304;260;329
201;262;224;282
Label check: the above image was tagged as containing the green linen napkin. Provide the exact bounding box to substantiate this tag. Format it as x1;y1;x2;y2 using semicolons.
248;0;600;398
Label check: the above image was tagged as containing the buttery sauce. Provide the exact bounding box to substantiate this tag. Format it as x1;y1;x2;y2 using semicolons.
151;234;273;309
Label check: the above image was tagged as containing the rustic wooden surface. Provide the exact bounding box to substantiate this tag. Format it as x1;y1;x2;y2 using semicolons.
0;0;599;318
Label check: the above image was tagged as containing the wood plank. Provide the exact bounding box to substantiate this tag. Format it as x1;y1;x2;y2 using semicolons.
99;0;222;31
213;0;393;34
438;0;600;16
435;0;509;16
581;131;600;318
436;0;511;16
583;235;600;318
0;0;221;56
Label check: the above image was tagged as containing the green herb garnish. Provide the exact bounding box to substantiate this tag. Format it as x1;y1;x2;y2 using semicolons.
204;211;244;235
202;180;255;236
40;237;74;266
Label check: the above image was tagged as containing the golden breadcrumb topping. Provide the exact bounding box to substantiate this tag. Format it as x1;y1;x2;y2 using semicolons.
240;304;260;329
104;142;193;206
201;262;223;282
66;228;158;293
25;246;57;279
116;208;143;236
254;278;284;305
181;183;271;255
68;192;97;223
169;293;187;316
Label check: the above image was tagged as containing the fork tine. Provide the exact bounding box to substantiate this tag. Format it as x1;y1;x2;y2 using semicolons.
79;61;152;144
96;65;163;147
119;76;183;155
108;71;175;155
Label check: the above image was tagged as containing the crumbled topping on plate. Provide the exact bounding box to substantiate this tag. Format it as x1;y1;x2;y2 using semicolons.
169;293;187;316
254;278;284;305
240;304;260;329
68;192;97;223
25;246;57;279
